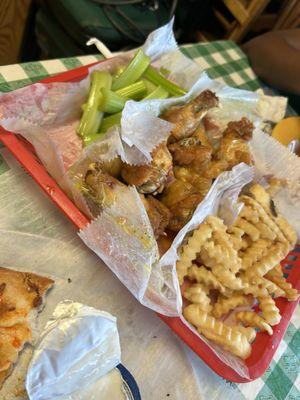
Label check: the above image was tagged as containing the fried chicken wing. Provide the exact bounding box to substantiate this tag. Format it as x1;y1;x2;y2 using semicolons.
82;163;170;238
82;162;125;216
223;117;254;141
141;195;170;238
160;179;203;231
214;118;254;169
162;90;219;142
121;142;173;194
168;194;203;232
173;166;212;197
168;136;212;170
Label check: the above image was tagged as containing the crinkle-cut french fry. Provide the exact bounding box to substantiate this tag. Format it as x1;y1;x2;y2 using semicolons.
273;217;297;247
211;265;245;290
183;284;212;312
227;226;244;251
241;283;268;298
176;223;213;284
246;242;289;281
241;237;251;250
234;326;257;343
257;222;277;241
265;268;299;301
184;304;251;359
258;295;281;326
206;217;241;273
257;277;285;298
199;248;244;290
234;217;260;241
188;264;226;293
235;311;273;335
202;240;241;274
248;184;297;246
213;294;252;318
239;204;260;224
240;195;288;244
240;239;271;271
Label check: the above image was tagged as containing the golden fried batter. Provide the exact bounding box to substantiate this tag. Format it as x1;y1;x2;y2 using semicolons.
168;137;212;170
162;90;219;142
121;142;173;194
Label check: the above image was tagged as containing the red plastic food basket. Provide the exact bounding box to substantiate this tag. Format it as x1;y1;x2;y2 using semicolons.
0;61;299;382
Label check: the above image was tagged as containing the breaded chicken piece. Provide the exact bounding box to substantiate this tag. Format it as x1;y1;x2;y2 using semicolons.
141;195;170;238
121;142;173;194
214;118;254;168
160;179;203;231
167;193;203;232
168;136;212;170
162;90;219;142
83;162;124;214
173;166;212;197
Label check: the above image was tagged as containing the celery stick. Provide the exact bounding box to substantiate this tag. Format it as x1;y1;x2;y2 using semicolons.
115;81;147;100
101;89;126;114
100;112;122;133
77;71;112;138
112;49;151;91
143;66;186;97
83;132;105;147
142;78;157;95
144;85;169;100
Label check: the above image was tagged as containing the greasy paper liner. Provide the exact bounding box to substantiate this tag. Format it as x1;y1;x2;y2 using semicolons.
0;20;297;379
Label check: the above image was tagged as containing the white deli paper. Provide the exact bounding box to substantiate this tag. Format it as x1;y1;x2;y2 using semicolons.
26;301;126;400
0;20;295;379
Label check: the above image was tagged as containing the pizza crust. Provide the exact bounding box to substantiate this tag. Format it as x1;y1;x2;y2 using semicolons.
0;267;54;390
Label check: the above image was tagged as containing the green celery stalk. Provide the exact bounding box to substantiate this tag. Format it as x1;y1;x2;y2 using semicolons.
112;49;151;91
100;112;122;133
143;66;186;97
77;71;112;138
101;89;126;114
142;78;157;95
144;85;169;100
83;132;105;147
115;81;147;100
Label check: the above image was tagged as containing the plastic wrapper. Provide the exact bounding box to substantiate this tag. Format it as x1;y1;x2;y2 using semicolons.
26;301;125;400
0;20;296;380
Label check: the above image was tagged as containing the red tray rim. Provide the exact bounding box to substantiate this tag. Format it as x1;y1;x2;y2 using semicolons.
0;60;299;383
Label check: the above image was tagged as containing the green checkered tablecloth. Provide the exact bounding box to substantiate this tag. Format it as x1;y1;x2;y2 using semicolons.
0;41;299;400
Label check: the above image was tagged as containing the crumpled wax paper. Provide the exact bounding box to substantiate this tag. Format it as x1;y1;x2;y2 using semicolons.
250;128;300;239
26;301;125;400
0;20;294;379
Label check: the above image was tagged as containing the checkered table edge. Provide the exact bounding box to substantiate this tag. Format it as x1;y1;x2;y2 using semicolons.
0;40;298;400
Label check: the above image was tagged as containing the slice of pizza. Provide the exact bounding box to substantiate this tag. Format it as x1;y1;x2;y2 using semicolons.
0;267;54;389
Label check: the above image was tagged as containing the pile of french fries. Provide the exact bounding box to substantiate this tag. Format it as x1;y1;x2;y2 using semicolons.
177;184;299;359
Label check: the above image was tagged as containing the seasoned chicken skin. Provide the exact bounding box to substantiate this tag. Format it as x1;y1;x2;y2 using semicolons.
82;162;124;215
168;136;212;170
214;117;254;169
162;90;219;142
160;179;203;231
141;195;170;239
121;142;173;194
